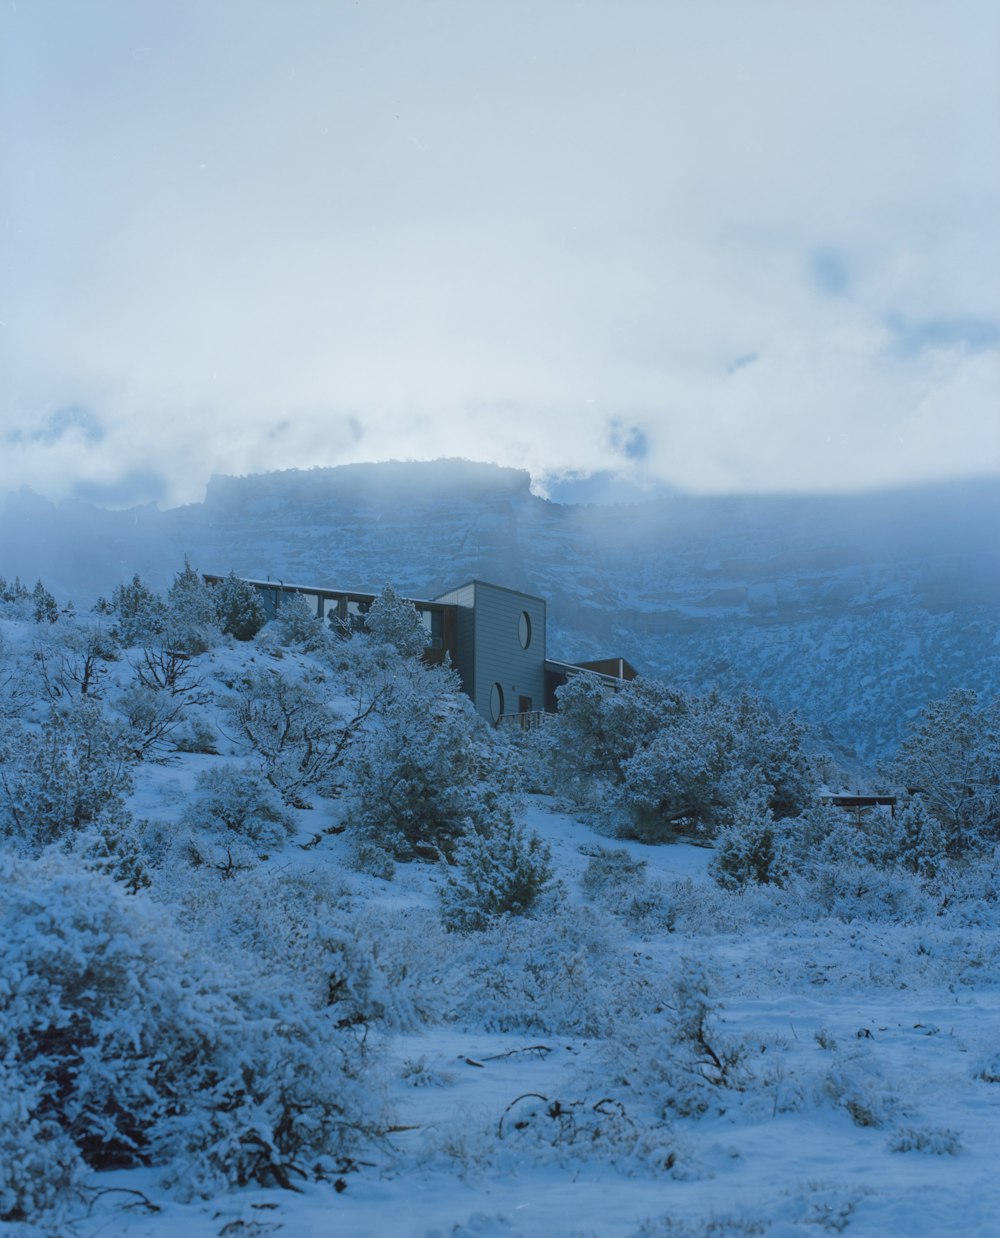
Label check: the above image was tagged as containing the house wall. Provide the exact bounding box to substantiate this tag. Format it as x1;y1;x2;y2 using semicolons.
468;581;546;723
434;582;477;699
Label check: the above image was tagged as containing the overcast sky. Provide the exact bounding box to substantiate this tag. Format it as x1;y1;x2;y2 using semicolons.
2;0;998;508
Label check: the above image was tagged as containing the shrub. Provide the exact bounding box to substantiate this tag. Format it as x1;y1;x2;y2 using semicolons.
267;592;329;650
0;698;134;850
439;818;557;932
0;853;383;1213
165;560;222;653
180;764;295;849
709;798;789;891
212;571;267;641
107;574;167;647
345;663;518;862
581;845;648;898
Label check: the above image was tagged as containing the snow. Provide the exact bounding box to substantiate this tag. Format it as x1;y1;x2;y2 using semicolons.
2;540;999;1237
48;779;1000;1238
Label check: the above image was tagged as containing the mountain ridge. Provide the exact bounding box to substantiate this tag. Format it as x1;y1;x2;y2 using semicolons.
3;460;998;761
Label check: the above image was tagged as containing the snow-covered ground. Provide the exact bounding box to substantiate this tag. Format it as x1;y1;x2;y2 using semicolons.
2;597;999;1238
59;797;1000;1238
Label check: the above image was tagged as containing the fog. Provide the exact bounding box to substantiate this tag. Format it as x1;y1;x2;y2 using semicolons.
2;1;997;508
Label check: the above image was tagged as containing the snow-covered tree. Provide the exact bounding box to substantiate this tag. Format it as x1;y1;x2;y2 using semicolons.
709;796;788;890
106;573;168;647
883;689;1000;851
439;818;557;931
31;579;58;624
345;657;517;862
363;583;428;659
165;559;222;653
212;571;267;641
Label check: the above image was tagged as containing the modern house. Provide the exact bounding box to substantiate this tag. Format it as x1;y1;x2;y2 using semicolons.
205;574;636;725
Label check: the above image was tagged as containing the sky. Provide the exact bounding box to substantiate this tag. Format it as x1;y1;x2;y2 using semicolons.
1;0;998;509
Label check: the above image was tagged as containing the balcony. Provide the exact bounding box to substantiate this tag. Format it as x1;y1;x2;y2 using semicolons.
497;710;547;732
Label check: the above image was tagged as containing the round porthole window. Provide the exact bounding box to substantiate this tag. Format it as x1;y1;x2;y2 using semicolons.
518;610;532;650
490;682;505;723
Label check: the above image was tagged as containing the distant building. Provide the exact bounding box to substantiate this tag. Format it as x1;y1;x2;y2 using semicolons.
819;792;897;825
205;574;635;725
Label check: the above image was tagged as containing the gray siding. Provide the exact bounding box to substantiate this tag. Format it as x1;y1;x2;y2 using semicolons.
434;583;476;699
469;582;546;722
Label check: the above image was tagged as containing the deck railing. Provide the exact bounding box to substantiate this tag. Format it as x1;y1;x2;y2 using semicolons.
498;710;547;732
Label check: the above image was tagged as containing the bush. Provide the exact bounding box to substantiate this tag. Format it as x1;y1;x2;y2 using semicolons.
267;592;329;651
345;660;518;861
165;560;222;653
225;667;352;805
106;574;167;647
709;798;789;891
0;698;134;850
0;853;383;1213
180;764;296;849
213;572;267;641
439;818;557;932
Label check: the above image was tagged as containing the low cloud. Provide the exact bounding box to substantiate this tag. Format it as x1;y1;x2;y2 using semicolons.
6;404;106;448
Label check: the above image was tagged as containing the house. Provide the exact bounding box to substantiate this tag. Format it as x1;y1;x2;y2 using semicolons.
205;574;636;725
819;792;897;825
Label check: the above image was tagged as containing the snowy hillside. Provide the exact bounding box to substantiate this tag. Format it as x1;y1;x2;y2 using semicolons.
2;459;999;759
1;583;999;1237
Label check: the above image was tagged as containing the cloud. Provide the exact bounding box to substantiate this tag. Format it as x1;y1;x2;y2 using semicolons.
608;421;649;462
73;469;167;508
886;314;1000;357
809;249;850;297
6;404;106;447
0;0;996;502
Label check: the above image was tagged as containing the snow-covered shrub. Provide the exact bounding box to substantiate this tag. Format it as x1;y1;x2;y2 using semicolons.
34;622;117;700
0;853;383;1209
0;1062;85;1225
180;763;295;848
173;716;219;754
818;1042;900;1129
709;798;789;890
212;571;267;641
102;573;167;647
580;845;648;897
114;683;188;760
541;675;816;840
164;559;222;653
265;592;329;651
226;667;351;805
345;658;518;862
439;818;557;932
443;903;655;1036
0;698;134;850
888;1125;962;1155
799;861;933;924
490;1091;681;1174
609;960;754;1120
0;631;33;719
